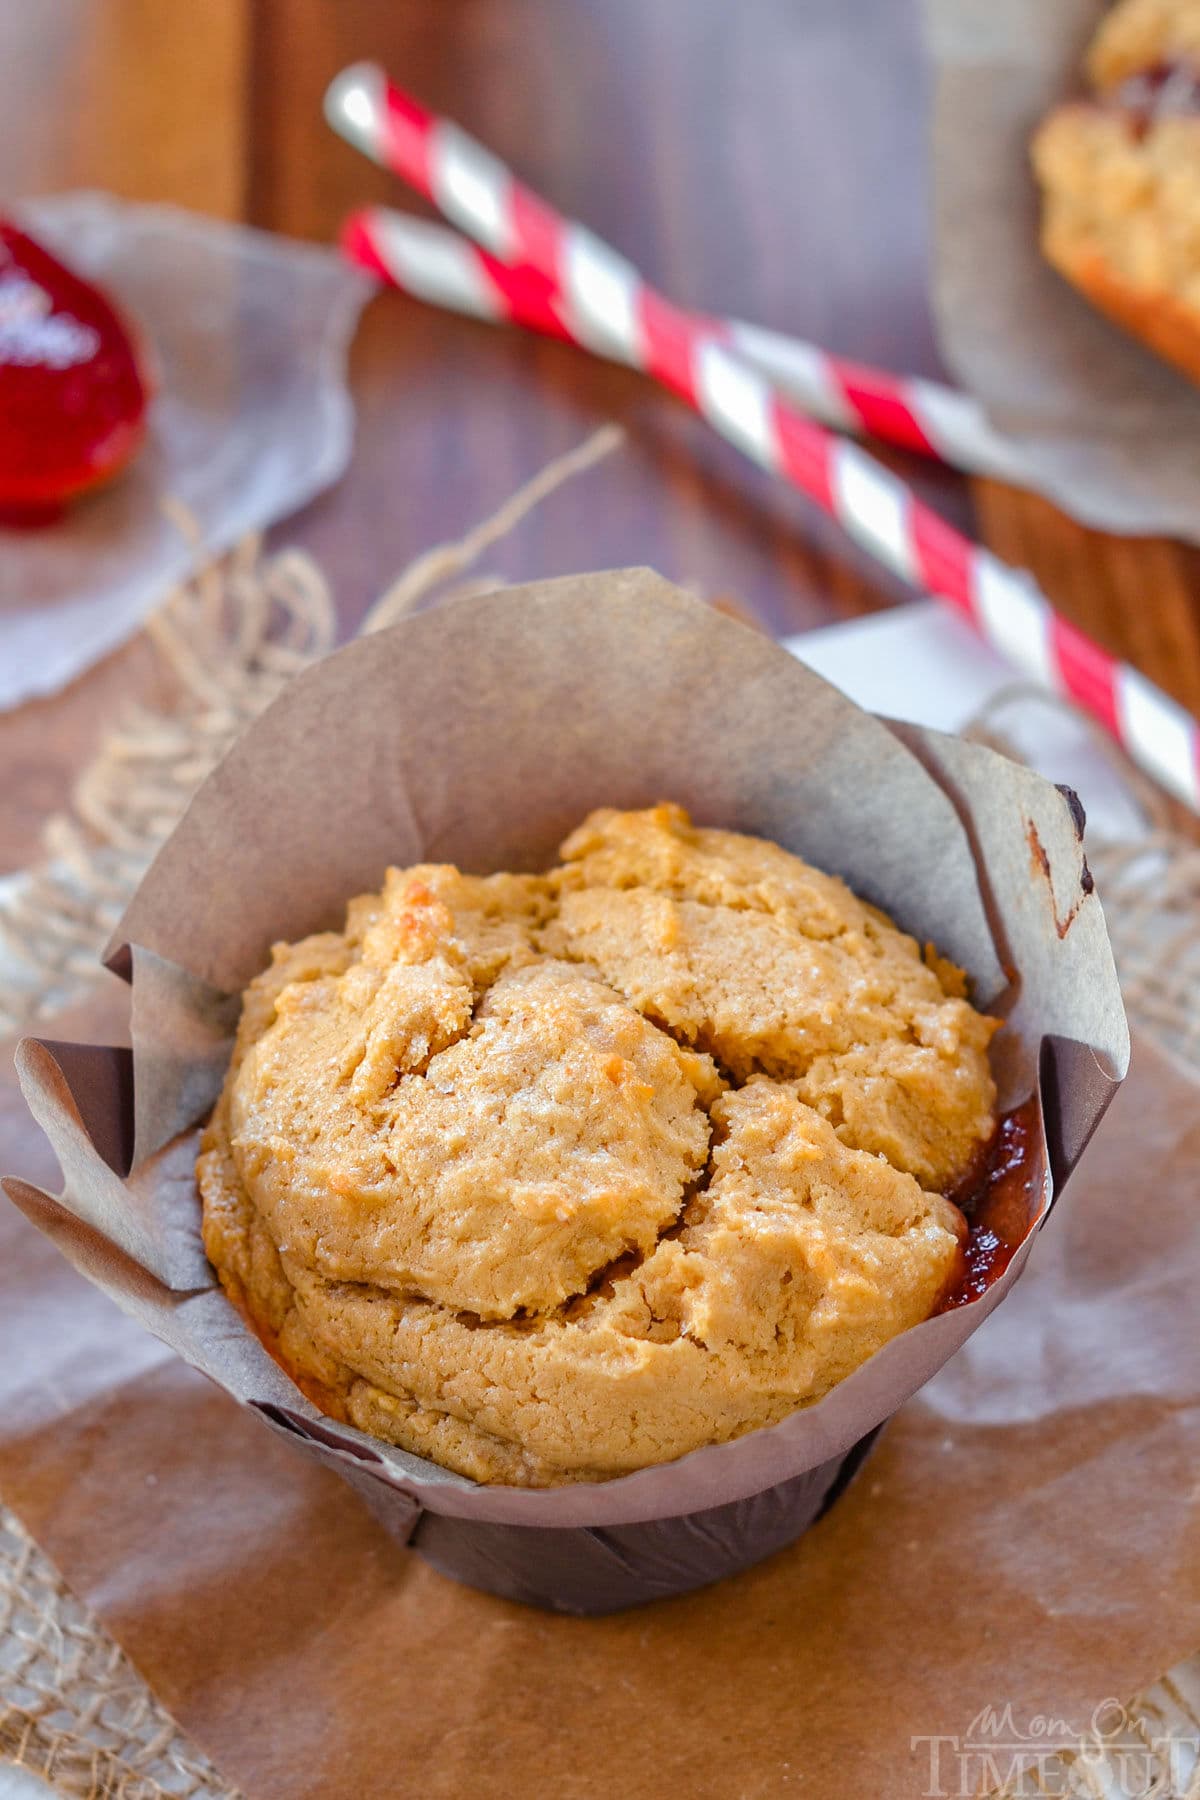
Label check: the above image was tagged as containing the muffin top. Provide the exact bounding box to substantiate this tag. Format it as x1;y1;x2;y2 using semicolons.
199;804;998;1487
1086;0;1200;94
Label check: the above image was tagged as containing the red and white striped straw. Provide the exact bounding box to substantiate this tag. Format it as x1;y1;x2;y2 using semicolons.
723;321;1029;486
340;204;1029;487
326;66;1021;484
326;64;1200;812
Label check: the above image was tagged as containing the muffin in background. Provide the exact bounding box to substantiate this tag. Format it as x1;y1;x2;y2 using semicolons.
1033;0;1200;384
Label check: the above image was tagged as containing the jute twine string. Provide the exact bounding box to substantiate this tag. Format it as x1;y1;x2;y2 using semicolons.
3;428;1200;1796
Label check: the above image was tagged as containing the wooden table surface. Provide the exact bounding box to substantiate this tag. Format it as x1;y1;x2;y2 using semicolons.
1;0;1199;1060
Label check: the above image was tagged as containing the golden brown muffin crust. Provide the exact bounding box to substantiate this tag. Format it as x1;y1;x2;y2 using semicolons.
1087;0;1200;91
199;804;998;1487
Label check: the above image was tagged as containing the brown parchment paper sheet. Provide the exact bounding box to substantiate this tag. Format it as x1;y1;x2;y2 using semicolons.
3;571;1194;1797
1;1022;1198;1800
924;0;1200;542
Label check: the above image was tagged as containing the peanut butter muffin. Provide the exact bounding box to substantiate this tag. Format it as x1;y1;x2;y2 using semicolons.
1033;0;1200;384
198;805;999;1487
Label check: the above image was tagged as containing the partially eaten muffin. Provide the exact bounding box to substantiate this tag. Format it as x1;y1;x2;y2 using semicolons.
198;804;999;1487
1033;0;1200;383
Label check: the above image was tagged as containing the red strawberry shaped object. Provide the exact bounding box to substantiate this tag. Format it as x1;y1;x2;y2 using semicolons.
0;222;151;524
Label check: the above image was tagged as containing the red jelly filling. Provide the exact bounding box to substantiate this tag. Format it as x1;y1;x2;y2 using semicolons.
1111;58;1200;134
0;222;151;524
938;1095;1044;1311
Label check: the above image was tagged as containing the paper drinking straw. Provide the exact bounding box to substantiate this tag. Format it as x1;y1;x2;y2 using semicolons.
328;67;1200;812
339;203;1029;485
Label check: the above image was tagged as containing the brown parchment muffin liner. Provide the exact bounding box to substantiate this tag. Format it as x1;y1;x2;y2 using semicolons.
5;571;1129;1614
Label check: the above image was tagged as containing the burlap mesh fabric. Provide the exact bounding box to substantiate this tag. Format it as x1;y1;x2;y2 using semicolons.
0;1510;240;1800
2;450;1198;1794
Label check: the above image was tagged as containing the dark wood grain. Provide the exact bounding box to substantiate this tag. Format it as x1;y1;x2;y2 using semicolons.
245;0;975;636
